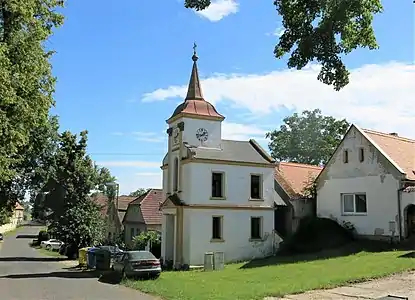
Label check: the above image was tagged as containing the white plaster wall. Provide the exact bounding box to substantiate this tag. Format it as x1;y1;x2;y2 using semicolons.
184;208;274;265
170;117;222;148
317;126;403;237
186;163;275;206
317;174;399;236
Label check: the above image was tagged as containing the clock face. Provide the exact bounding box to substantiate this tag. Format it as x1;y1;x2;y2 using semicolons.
196;128;208;142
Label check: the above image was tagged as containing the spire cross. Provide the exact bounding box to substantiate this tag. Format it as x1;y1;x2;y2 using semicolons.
193;42;197;56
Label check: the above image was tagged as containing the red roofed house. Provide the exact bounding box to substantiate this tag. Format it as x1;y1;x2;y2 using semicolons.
122;189;163;246
91;194;136;241
317;125;415;241
274;162;323;237
11;202;24;226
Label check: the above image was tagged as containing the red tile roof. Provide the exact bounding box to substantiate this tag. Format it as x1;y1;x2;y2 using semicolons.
91;193;108;217
15;202;24;210
117;196;136;211
129;189;163;225
275;162;323;199
363;129;415;180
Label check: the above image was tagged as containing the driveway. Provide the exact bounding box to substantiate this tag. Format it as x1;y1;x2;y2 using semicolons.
270;272;415;299
0;225;157;300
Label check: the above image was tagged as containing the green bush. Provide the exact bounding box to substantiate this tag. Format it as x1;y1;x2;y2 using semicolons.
38;230;50;242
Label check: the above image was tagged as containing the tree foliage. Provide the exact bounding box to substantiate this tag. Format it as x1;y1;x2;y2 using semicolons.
129;188;149;198
132;231;161;250
45;131;106;247
184;0;382;90
0;0;64;214
266;109;349;165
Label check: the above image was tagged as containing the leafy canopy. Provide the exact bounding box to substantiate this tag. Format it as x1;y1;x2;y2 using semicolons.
266;109;349;165
184;0;383;90
129;188;150;198
0;0;64;213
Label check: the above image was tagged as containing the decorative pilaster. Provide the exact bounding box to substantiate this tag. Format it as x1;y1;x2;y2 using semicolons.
167;127;173;194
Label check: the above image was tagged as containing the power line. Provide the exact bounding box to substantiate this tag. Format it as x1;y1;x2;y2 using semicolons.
89;153;165;156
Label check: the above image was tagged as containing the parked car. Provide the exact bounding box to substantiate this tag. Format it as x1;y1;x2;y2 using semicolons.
40;239;64;250
0;233;3;241
112;250;161;279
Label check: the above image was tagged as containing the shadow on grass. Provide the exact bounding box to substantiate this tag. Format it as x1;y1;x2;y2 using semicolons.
0;256;67;262
399;251;415;259
241;240;407;269
16;234;38;239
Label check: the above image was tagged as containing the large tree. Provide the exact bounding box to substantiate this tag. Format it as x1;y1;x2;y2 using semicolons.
185;0;382;90
45;131;105;248
266;109;349;165
0;0;64;213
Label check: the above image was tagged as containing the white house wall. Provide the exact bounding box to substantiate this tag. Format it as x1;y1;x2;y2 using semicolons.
184;208;274;265
317;126;402;238
185;163;275;206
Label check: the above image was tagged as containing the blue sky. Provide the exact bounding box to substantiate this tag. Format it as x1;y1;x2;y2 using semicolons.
49;0;414;195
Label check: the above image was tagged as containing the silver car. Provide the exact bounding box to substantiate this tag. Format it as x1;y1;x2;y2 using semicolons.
112;251;161;279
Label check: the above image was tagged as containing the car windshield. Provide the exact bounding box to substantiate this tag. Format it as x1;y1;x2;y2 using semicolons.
128;251;156;261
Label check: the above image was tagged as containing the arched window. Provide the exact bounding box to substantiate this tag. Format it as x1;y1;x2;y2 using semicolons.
173;157;179;192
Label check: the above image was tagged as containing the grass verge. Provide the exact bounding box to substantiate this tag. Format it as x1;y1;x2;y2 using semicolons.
123;250;415;300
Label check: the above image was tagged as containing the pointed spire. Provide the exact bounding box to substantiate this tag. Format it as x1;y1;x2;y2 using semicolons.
185;42;204;101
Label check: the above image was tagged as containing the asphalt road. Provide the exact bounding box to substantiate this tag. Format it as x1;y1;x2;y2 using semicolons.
0;225;157;300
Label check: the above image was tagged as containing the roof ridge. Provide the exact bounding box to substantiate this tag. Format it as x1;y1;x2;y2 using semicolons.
363;129;415;143
279;162;323;169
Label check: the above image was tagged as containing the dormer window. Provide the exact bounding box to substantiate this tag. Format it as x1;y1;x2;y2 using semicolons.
358;148;364;162
343;150;349;163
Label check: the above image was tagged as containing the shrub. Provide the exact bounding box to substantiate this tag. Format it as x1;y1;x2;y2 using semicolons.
38;230;50;242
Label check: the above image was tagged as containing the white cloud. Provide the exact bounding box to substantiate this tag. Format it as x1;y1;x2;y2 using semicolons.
193;0;239;22
132;132;166;143
222;122;268;142
141;62;415;139
135;172;162;177
266;27;284;37
96;161;160;168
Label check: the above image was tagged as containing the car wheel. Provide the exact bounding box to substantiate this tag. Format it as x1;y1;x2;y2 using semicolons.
46;245;51;250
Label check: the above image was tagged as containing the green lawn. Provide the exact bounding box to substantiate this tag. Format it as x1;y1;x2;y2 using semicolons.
123;250;415;300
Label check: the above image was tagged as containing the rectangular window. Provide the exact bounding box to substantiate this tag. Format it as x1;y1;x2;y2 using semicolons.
343;150;349;163
130;228;135;240
250;217;262;240
358;148;364;162
212;216;223;240
341;193;367;214
212;172;224;198
250;175;262;199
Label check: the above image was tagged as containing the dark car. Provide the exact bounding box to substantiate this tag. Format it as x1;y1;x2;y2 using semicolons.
112;250;161;279
0;233;3;241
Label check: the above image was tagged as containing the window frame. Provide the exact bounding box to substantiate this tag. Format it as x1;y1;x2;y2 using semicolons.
343;149;349;163
341;193;367;215
211;171;225;199
173;157;179;192
250;173;263;200
358;147;365;162
250;216;263;240
211;215;224;242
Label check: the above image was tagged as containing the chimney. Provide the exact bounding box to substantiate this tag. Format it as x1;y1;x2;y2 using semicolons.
389;132;398;136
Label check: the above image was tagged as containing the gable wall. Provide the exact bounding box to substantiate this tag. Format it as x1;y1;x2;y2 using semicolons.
317;126;401;237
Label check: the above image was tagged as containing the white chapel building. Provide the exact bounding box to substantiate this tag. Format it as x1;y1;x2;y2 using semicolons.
160;48;279;268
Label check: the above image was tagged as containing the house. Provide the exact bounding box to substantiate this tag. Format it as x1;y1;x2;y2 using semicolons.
122;189;163;246
274;162;323;237
160;48;280;268
316;125;415;241
91;194;136;241
11;202;24;225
